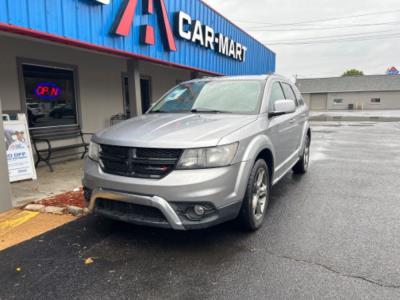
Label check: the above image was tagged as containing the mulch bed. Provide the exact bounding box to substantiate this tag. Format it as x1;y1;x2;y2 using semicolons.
38;187;85;208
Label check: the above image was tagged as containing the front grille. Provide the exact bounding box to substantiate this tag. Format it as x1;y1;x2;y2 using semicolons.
99;145;182;179
95;199;167;223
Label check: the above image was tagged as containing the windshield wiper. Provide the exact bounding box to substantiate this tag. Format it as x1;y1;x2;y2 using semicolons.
191;108;231;114
149;110;169;114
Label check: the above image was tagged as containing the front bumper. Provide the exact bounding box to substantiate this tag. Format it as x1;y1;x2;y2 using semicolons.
88;188;185;230
82;158;252;230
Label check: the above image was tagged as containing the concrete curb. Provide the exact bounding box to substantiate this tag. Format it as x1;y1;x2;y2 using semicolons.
24;204;89;217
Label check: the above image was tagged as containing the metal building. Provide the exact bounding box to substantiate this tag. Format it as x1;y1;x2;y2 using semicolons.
297;75;400;111
0;0;276;133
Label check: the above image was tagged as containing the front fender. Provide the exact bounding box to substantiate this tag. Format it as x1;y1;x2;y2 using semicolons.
241;134;276;166
228;134;276;202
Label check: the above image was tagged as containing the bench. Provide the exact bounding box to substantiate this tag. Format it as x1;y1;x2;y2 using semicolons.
31;126;91;172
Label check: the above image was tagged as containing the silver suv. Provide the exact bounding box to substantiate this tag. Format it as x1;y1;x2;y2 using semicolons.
83;74;310;231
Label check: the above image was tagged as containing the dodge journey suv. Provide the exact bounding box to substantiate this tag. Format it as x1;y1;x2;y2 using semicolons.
83;74;310;231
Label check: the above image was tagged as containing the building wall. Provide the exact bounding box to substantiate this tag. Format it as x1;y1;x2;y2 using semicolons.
0;34;126;133
302;93;311;107
139;61;192;103
327;91;400;110
301;91;400;111
310;93;328;111
0;34;193;134
0;0;276;76
0;100;12;211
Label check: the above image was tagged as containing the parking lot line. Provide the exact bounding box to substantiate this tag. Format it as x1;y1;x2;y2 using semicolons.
0;210;39;234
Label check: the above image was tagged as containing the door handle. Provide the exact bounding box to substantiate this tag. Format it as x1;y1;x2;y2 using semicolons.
289;119;296;124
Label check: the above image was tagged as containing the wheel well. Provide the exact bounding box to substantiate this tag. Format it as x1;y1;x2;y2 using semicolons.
256;149;274;184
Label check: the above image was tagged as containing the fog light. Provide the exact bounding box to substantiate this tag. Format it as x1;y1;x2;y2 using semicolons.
193;205;206;217
172;202;216;221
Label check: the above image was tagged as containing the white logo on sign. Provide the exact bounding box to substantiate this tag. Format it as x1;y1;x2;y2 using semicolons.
94;0;110;4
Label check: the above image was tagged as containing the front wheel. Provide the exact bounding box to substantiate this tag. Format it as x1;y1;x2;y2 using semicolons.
293;135;310;174
239;159;270;231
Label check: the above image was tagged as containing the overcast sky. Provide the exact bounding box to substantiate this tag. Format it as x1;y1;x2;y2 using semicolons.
203;0;400;80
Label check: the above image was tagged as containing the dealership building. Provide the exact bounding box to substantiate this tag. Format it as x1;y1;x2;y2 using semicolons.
297;75;400;111
0;0;275;209
0;0;275;132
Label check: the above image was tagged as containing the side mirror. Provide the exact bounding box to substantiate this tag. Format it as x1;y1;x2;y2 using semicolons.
269;99;296;118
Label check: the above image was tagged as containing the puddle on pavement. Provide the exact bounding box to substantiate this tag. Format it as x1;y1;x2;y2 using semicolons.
346;123;376;127
310;116;400;122
312;130;336;134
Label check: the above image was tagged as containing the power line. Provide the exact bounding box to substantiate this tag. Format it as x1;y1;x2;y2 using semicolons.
233;8;400;27
248;21;400;32
265;32;400;45
262;29;400;44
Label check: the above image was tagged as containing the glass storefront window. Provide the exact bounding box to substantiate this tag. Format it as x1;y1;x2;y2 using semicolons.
22;64;78;128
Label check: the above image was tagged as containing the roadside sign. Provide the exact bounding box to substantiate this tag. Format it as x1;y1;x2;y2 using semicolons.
3;114;37;182
386;66;399;75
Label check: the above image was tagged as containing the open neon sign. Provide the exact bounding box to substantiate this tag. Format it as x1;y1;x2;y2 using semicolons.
35;83;61;100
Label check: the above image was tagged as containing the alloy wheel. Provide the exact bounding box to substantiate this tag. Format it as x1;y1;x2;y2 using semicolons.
252;168;268;220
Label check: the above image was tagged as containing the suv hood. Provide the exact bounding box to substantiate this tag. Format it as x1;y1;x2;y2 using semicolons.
93;113;258;148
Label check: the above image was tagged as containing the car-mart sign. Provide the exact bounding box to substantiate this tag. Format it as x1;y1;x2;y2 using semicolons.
95;0;247;62
176;12;248;62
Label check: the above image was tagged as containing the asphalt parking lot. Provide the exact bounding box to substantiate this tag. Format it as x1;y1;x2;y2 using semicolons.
1;121;400;300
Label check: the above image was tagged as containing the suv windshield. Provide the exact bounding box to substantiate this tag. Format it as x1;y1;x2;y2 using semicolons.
150;80;263;114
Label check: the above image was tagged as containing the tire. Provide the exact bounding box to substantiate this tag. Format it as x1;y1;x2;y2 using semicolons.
293;134;310;174
239;159;270;231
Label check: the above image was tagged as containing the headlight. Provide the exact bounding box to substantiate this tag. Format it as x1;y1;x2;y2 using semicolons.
88;141;100;161
177;143;238;169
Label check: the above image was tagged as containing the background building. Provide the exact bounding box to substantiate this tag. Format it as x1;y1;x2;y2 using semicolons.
297;75;400;111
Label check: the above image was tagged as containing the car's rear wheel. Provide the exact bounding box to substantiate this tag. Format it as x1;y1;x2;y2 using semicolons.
293;134;310;174
239;159;270;231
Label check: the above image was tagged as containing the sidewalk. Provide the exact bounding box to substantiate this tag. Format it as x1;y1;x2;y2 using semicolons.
11;159;84;207
0;209;75;251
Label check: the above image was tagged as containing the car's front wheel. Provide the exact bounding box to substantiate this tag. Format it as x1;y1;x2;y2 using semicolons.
239;159;270;231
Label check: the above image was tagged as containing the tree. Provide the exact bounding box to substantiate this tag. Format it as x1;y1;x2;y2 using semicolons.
342;69;364;77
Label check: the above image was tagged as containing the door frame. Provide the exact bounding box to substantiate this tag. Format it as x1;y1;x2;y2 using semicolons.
140;75;152;113
121;72;130;117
